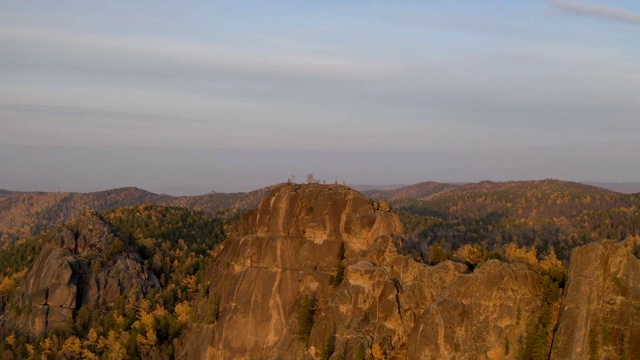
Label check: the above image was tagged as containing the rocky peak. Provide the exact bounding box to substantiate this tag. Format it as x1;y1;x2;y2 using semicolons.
178;184;640;360
54;210;128;255
14;211;159;335
234;183;403;251
178;185;457;358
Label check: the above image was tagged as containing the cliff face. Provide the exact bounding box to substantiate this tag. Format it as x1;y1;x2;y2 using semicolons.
179;184;406;359
7;211;159;335
408;260;547;359
552;241;640;360
177;184;561;359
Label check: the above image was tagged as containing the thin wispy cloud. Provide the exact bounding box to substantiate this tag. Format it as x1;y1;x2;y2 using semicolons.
546;0;640;25
0;26;400;82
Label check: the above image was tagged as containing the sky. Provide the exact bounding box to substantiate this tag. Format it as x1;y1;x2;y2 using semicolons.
1;0;639;194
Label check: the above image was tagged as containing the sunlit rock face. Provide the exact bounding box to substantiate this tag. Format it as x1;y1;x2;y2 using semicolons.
551;241;640;360
177;184;640;360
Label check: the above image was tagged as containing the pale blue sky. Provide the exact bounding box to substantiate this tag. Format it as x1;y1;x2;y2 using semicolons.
1;1;639;194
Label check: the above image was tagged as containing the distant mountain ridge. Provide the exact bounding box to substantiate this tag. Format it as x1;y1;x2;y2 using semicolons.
363;181;460;202
0;185;277;243
367;179;639;219
349;184;407;192
1;179;638;243
0;190;22;198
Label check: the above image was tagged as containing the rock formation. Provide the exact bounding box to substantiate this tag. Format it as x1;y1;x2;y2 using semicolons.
10;211;159;335
551;241;640;359
177;184;569;359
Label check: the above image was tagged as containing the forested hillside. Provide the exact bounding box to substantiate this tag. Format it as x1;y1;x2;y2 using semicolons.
403;179;635;219
391;180;640;263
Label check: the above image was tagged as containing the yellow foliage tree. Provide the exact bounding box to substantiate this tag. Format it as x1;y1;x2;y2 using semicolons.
504;242;538;267
42;337;55;358
5;333;15;346
372;343;385;360
539;247;563;272
175;301;193;323
60;336;84;359
104;330;128;360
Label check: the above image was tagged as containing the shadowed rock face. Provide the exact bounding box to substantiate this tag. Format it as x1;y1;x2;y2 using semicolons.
19;211;159;335
177;184;640;360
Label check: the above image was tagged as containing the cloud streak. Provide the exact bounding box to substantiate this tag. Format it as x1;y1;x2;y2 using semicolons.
546;0;640;25
0;26;400;82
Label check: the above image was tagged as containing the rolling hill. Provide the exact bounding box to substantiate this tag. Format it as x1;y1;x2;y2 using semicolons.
0;185;276;243
367;179;637;220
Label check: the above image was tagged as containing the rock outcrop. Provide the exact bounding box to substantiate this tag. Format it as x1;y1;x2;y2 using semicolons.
15;211;159;335
178;184;408;359
177;184;563;360
408;260;548;359
552;241;640;359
